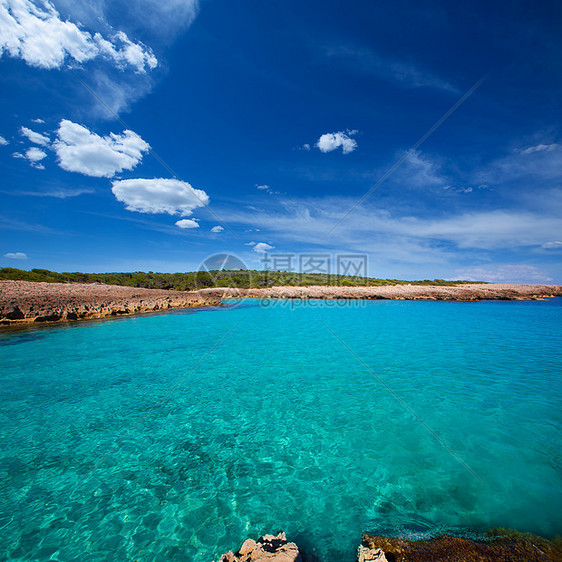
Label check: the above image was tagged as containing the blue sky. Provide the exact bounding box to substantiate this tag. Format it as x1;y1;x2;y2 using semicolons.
1;0;561;282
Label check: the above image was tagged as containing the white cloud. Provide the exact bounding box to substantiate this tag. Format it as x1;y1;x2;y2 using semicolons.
211;225;224;233
0;135;9;145
301;143;311;151
219;195;562;253
3;251;28;260
31;118;44;124
253;242;274;253
316;130;358;154
20;126;50;146
542;241;562;250
13;146;47;168
175;218;199;229
443;184;488;194
0;0;157;72
53;119;149;177
111;178;210;216
93;30;157;72
520;143;559;155
451;265;553;283
256;183;279;195
25;146;46;163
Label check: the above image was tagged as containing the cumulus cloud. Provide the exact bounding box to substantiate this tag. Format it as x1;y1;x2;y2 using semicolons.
20;126;50;146
175;218;199;229
53;119;149;177
13;146;47;168
31;118;44;124
25;146;47;165
211;225;224;233
542;241;562;249
3;251;28;259
0;135;9;145
316;130;358;154
253;242;274;253
0;0;157;72
111;178;210;216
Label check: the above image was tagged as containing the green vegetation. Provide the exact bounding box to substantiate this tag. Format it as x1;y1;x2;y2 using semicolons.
0;267;482;291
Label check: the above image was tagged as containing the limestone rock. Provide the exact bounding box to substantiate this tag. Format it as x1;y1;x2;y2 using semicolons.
0;280;221;325
239;539;257;556
358;544;388;562
219;532;301;562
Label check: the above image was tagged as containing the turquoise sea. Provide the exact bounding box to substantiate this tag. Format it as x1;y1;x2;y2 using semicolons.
1;298;561;561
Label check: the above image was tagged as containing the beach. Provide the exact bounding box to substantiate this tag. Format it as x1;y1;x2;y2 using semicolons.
1;280;561;325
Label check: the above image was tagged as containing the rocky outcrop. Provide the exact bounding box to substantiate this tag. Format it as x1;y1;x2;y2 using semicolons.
218;532;301;562
0;280;221;326
199;283;562;302
358;544;388;561
361;530;562;561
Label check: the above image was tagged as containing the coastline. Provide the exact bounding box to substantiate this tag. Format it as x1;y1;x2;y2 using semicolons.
217;529;562;561
1;280;561;327
199;282;562;301
0;280;221;326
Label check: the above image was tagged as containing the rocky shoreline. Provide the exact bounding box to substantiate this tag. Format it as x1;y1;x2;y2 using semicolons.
0;280;221;326
217;530;562;561
1;281;561;327
200;282;562;301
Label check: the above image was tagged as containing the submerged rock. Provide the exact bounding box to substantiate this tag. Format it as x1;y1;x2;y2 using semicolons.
361;528;562;561
218;532;301;561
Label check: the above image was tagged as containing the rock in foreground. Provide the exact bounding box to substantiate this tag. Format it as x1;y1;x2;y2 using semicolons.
361;530;562;561
0;280;221;325
219;532;301;562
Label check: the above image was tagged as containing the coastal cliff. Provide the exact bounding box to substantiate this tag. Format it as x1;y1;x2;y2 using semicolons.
0;280;221;325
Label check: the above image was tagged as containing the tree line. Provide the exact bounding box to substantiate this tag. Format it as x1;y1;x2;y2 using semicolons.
0;267;478;290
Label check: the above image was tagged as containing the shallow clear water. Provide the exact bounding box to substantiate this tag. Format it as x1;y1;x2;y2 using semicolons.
1;298;561;561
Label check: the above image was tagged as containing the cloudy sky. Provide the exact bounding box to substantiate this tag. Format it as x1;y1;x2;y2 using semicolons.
1;0;561;282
